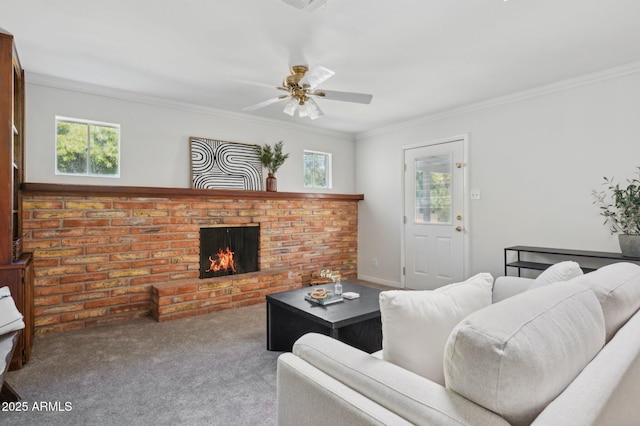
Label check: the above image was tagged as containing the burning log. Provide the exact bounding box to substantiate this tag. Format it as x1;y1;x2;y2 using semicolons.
205;247;236;273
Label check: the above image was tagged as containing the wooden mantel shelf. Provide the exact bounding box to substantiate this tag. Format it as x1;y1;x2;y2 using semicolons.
21;183;364;201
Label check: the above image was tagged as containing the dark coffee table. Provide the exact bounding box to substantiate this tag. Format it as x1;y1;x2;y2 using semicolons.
266;282;383;353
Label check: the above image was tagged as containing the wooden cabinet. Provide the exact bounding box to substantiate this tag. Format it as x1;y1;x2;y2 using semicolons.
1;31;33;369
0;258;33;369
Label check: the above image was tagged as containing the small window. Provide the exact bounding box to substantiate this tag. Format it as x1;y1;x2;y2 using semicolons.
304;150;332;189
56;116;120;177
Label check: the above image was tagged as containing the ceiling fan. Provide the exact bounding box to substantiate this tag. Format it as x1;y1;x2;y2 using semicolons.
235;65;373;120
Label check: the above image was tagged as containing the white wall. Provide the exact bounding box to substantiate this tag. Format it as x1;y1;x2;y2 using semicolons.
24;78;356;193
23;69;640;287
356;68;640;287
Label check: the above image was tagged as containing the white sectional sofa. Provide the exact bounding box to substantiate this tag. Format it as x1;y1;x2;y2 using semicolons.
276;262;640;425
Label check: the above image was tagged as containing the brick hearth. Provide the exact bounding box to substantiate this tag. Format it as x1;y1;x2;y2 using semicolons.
22;184;363;334
151;268;301;322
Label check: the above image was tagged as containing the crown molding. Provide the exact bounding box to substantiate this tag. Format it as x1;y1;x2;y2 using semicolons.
357;60;640;140
24;72;355;141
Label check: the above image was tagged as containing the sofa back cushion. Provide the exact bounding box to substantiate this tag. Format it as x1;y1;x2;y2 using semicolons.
443;282;605;426
568;262;640;342
532;307;640;425
379;273;493;385
528;261;583;289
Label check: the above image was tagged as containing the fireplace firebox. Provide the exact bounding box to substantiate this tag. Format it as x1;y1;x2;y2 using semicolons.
199;225;259;279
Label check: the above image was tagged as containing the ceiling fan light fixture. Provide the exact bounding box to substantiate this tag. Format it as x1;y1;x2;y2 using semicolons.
281;0;327;13
306;98;324;120
283;97;297;116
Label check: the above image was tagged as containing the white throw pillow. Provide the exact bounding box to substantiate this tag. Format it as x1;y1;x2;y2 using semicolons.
444;282;605;426
379;273;493;385
528;261;583;290
0;286;25;335
568;262;640;342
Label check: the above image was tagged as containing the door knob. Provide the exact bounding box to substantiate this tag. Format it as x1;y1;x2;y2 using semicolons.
455;226;462;232
456;215;462;221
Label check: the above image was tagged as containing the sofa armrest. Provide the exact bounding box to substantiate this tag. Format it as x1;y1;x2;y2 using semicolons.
493;276;533;303
290;333;509;426
278;353;412;426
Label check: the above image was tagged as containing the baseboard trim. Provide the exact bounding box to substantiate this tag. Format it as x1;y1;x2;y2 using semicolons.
357;274;401;288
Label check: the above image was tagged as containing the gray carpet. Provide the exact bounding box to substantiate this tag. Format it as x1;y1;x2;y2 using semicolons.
3;303;281;426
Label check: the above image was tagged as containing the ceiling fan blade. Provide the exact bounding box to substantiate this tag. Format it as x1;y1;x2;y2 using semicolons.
228;76;277;90
315;89;373;104
242;95;290;112
300;65;335;89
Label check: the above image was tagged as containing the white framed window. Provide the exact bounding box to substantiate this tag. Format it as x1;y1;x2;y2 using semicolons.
55;116;120;177
304;150;332;189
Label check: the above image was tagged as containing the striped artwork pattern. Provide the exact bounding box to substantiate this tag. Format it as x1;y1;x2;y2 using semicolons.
190;137;263;190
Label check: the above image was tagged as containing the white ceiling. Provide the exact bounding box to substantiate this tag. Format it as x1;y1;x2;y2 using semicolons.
3;0;640;135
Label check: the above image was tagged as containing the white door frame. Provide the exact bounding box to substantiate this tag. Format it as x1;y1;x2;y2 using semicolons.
400;134;470;288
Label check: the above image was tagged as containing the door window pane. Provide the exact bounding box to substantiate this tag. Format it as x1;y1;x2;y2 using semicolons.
414;153;452;224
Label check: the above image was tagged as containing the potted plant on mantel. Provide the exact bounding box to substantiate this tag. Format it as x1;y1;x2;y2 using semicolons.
256;141;289;192
592;166;640;257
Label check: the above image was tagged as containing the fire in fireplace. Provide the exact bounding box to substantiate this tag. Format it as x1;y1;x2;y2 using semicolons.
205;247;236;273
199;225;259;279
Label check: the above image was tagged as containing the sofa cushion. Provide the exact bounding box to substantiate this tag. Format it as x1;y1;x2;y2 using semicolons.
0;286;25;335
568;262;640;342
492;276;533;303
528;261;583;290
379;273;493;385
532;310;640;425
443;282;605;426
291;333;510;426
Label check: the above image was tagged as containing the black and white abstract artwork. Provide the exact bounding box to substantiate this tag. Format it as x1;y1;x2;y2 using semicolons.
190;137;263;190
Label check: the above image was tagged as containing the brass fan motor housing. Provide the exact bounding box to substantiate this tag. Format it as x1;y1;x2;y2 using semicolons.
283;65;308;87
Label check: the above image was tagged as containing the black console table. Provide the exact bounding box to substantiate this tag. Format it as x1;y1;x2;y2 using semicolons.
504;246;640;277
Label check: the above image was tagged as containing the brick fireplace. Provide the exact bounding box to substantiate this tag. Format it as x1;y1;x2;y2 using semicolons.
199;224;259;278
21;184;363;333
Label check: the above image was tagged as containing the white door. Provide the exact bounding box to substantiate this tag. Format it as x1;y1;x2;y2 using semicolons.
403;139;465;290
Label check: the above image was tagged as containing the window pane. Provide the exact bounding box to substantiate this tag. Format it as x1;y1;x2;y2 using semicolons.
56;121;88;174
303;151;331;189
89;125;119;175
56;117;120;177
314;154;326;187
304;152;314;187
414;153;452;224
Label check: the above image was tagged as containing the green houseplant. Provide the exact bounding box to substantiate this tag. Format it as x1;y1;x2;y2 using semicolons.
255;141;289;192
592;166;640;257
